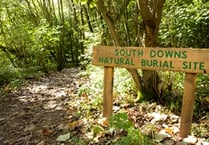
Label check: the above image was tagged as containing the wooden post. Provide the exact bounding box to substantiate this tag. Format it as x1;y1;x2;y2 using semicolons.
103;66;114;119
180;73;196;138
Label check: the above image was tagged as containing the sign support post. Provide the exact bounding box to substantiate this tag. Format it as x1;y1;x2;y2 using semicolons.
103;67;114;119
180;73;196;138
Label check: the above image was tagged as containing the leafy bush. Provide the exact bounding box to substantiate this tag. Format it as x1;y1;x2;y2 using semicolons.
159;0;209;48
194;74;209;118
0;52;21;86
0;51;46;92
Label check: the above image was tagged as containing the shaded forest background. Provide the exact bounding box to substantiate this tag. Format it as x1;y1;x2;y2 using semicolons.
0;0;209;116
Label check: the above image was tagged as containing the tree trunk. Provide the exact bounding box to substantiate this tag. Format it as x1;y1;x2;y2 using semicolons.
142;25;160;97
137;0;165;97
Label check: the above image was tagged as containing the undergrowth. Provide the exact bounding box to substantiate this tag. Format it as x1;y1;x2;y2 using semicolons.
79;64;209;122
109;112;153;145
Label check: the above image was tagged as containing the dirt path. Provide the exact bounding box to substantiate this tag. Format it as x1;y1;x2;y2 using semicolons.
0;68;86;145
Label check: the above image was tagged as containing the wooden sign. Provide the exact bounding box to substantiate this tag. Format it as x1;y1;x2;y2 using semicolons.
92;46;209;74
92;46;209;138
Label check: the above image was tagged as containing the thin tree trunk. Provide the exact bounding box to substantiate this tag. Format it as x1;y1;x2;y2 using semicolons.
84;5;93;33
57;0;65;71
24;0;39;26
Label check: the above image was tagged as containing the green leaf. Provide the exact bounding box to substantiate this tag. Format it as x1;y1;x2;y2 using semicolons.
109;112;133;130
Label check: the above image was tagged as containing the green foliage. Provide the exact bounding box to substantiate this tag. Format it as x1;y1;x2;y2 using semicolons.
192;122;209;139
109;112;153;145
157;0;209;115
156;71;209;116
114;68;137;103
196;74;209;99
157;72;184;112
194;74;209;117
109;112;133;129
78;65;138;109
0;51;21;86
77;66;103;118
0;66;21;87
97;0;143;46
79;32;101;69
0;50;45;91
159;0;209;48
73;0;96;8
0;0;87;74
31;19;61;69
114;68;136;94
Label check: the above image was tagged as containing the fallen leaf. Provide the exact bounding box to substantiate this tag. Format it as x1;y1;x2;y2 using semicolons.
24;124;35;131
164;139;175;145
97;117;108;127
56;132;71;142
165;128;174;136
170;126;179;135
37;140;45;145
202;141;209;145
147;112;168;123
155;129;171;142
67;120;82;130
183;135;197;144
41;128;53;136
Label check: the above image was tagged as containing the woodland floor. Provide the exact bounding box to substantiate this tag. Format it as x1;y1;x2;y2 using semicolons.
0;68;209;145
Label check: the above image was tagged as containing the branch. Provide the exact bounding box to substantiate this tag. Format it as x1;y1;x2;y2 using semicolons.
156;0;165;26
97;0;120;46
137;0;155;26
0;45;7;52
